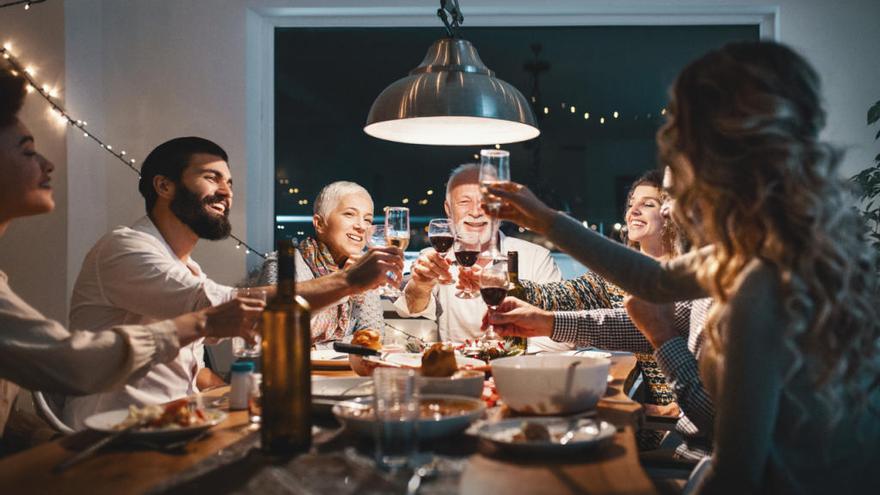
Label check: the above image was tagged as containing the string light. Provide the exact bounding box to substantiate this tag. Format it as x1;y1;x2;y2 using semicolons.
1;43;267;260
0;0;45;11
583;112;589;120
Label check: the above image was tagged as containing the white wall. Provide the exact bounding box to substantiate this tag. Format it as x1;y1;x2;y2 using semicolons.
0;1;68;323
2;0;878;323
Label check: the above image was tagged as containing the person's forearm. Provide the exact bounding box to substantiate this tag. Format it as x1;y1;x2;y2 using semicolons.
295;272;355;311
655;337;715;433
544;212;705;302
552;309;654;353
403;280;433;314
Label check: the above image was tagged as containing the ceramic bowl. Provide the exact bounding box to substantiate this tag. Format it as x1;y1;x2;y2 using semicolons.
491;355;610;415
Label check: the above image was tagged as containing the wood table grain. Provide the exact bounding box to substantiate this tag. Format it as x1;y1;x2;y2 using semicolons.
0;354;655;495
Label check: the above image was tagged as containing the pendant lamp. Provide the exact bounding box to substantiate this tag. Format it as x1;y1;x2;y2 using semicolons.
364;0;539;146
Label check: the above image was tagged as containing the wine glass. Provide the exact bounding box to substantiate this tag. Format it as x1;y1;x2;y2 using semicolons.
453;231;481;299
479;149;510;258
367;224;402;298
385;207;410;252
480;257;509;342
231;287;268;358
428;218;454;285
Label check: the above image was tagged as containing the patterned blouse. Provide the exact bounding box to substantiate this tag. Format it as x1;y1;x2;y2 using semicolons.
255;240;383;346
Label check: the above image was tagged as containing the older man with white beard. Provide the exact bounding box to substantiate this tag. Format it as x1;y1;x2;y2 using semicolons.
394;163;566;350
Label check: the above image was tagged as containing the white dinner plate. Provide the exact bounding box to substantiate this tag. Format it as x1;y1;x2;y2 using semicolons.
365;352;486;369
311;349;351;368
83;408;227;439
476;417;616;455
311;376;373;400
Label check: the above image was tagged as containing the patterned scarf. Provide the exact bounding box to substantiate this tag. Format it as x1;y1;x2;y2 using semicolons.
297;237;365;344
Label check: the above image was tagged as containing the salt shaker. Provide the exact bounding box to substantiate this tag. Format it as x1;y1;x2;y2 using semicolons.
229;361;254;410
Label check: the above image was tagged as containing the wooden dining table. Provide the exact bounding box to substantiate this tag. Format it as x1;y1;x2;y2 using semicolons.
0;354;658;495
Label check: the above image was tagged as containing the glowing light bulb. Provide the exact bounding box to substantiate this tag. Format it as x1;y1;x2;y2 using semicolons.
613;111;619;119
543;107;549;115
494;144;500;149
570;106;576;113
600;117;605;124
661;108;667;115
584;112;589;120
613;223;622;231
426;190;433;196
24;66;35;75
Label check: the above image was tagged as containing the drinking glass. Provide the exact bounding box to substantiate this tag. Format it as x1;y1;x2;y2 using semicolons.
367;224;402;298
373;367;419;471
480;257;509;342
427;218;454;285
231;287;267;358
479;150;510;258
385;207;410;252
453;231;481;299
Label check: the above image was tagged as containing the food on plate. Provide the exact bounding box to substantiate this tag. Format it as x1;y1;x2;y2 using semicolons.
351;328;381;350
513;421;552;443
460;338;525;361
481;377;500;408
349;328;382;376
420;343;458;377
114;399;209;430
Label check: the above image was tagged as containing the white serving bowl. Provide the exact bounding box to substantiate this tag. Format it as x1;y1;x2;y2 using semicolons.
491;355;611;415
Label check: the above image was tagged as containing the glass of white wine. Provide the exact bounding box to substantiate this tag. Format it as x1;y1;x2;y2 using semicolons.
479;149;510;258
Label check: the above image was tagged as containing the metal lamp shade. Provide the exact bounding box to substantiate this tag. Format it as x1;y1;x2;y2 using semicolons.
365;38;540;146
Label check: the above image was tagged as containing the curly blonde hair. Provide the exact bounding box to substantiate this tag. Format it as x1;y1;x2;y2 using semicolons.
657;41;879;423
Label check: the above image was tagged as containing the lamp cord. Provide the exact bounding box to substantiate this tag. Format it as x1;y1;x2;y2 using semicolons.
437;0;464;38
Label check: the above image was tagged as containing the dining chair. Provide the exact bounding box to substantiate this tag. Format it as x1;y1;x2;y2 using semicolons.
681;456;713;495
32;391;74;435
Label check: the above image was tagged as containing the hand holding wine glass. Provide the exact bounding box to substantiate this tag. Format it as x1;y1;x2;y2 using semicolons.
427;218;455;285
453;231;481;299
480;257;509;342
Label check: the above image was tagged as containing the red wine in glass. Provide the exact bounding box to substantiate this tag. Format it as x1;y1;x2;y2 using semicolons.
480;286;508;307
429;234;454;253
455;250;479;267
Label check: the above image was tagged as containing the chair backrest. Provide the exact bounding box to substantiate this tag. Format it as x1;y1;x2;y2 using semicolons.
32;391;74;435
682;456;713;495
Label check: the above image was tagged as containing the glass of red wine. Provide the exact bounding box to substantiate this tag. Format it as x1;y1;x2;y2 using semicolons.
453;231;480;299
428;218;454;285
480;257;509;342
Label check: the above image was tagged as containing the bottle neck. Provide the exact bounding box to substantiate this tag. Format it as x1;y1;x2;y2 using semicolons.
507;252;520;284
275;250;296;300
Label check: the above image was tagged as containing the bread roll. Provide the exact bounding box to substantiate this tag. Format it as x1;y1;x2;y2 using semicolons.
421;343;458;377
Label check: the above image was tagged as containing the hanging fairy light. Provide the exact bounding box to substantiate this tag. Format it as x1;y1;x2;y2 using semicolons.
1;43;268;259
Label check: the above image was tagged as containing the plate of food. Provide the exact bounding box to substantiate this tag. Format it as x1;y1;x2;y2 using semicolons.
476;417;616;455
333;394;485;440
311;349;351;369
366;344;486;372
83;399;227;439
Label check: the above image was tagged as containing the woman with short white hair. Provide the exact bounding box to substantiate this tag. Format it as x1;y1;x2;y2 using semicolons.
260;181;383;345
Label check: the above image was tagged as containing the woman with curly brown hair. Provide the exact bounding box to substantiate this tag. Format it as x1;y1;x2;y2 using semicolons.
485;41;880;493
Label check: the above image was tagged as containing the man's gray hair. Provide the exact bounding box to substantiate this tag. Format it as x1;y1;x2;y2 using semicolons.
446;163;480;198
313;181;372;219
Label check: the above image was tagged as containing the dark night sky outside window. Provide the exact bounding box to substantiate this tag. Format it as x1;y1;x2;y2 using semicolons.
275;25;758;249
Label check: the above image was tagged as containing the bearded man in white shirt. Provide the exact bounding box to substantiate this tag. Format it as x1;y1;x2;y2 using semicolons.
394;163;565;349
63;137;401;429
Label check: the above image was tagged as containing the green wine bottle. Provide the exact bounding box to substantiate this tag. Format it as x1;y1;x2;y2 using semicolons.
504;250;528;355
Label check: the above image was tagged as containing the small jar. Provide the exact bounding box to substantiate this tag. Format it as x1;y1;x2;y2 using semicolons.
248;373;262;424
229;361;255;410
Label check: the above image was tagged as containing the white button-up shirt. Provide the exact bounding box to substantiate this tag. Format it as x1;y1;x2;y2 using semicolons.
63;216;233;429
394;235;567;350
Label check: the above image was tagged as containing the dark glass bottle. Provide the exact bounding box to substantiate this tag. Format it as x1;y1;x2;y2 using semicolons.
504;251;528;355
261;240;312;454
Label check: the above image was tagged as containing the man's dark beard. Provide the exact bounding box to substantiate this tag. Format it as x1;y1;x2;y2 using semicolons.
169;184;232;240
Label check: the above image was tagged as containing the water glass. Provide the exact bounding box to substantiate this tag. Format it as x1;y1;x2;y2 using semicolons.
231;287;267;358
373;367;419;471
